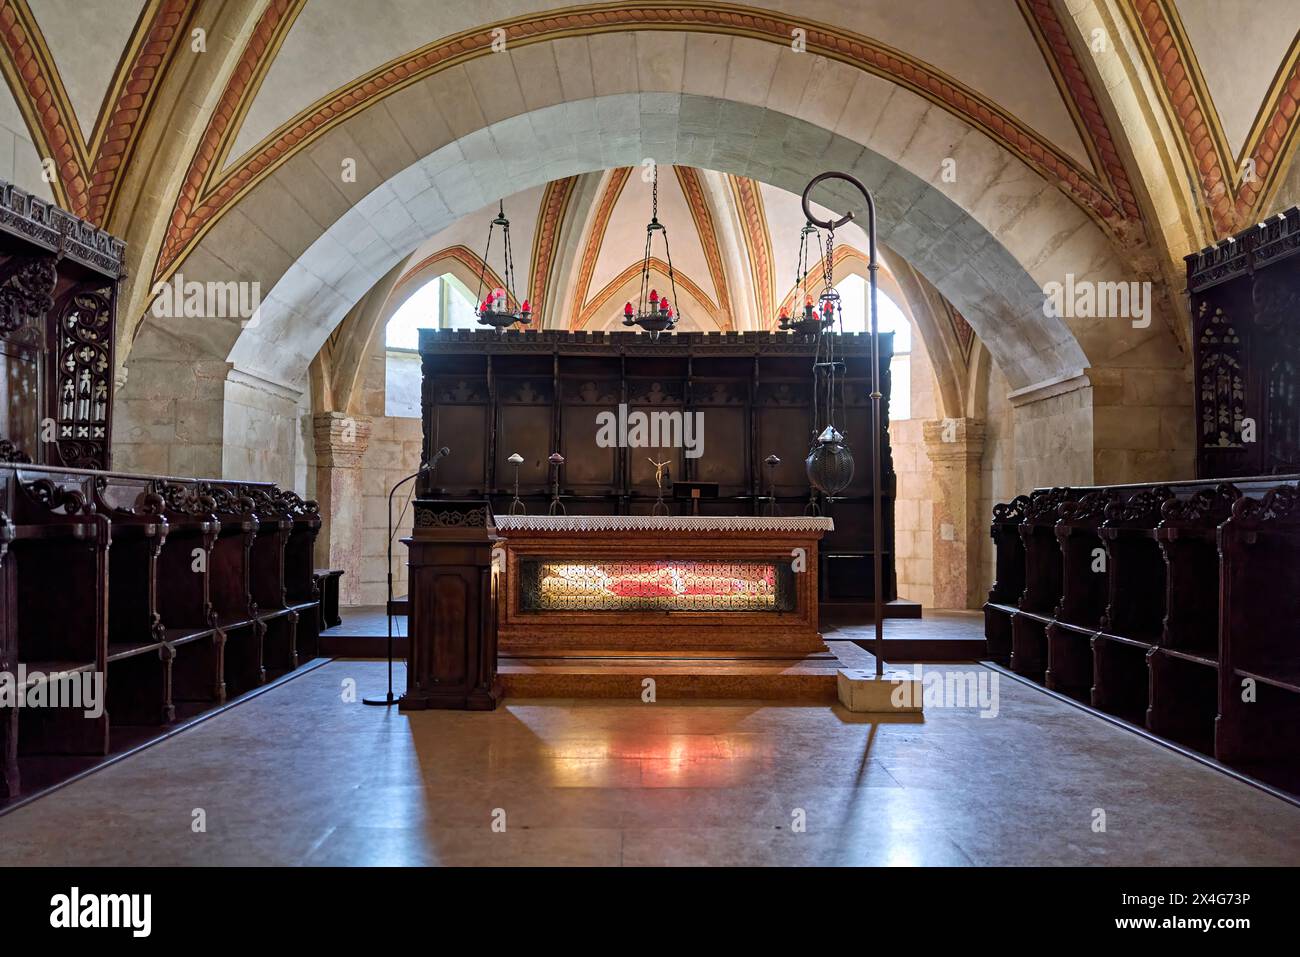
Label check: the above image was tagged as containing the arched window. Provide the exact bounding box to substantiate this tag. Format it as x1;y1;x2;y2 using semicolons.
384;273;477;417
833;274;912;420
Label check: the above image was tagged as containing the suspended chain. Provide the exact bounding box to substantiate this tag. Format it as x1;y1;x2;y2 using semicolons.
796;222;818;312
475;214;494;309
639;220;654;313
501;202;516;309
477;200;521;312
813;224;843;434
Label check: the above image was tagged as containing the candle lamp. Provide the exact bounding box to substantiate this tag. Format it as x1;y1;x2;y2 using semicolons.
508;451;526;515
547;452;566;516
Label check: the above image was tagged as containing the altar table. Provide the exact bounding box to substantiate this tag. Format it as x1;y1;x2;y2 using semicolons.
492;515;833;655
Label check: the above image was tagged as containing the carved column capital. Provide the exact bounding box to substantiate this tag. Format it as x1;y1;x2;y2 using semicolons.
922;417;986;466
312;412;371;466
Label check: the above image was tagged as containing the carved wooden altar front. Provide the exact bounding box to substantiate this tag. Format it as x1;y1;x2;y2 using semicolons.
493;515;832;655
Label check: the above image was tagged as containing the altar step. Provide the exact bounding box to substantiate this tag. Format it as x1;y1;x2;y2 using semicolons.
322;608;988;674
500;656;839;701
499;640;881;702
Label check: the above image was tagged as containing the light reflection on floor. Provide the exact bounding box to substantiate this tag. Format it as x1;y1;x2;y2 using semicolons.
1;660;1299;865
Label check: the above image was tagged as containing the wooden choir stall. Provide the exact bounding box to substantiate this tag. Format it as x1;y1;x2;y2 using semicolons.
0;180;328;804
985;208;1300;795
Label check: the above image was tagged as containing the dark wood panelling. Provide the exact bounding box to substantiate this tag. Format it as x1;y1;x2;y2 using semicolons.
1187;206;1300;478
417;330;897;609
0;179;124;471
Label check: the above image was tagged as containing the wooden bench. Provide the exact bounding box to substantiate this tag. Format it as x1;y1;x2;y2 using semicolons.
9;471;110;760
1146;483;1240;752
1046;488;1122;701
313;569;344;629
1216;485;1300;790
0;464;322;802
152;479;224;714
1009;487;1077;681
985;474;1300;790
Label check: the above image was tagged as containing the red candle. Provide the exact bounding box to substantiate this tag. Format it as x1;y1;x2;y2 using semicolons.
521;299;531;313
624;301;634;315
649;289;659;303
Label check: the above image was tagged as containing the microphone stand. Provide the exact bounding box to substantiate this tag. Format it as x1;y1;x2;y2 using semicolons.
363;448;448;706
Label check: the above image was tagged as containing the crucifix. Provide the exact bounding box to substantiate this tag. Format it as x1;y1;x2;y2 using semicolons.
649;456;671;516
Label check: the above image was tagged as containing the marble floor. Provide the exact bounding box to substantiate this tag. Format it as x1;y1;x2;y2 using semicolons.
1;658;1299;866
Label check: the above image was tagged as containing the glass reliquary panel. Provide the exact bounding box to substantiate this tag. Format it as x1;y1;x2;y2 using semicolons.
518;559;796;613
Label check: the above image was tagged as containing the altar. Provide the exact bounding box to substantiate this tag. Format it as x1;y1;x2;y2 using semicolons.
403;328;900;706
493;515;834;656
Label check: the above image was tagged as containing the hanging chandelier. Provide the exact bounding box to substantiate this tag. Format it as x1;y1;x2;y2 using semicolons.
620;163;680;339
778;221;834;336
474;200;531;331
804;220;854;499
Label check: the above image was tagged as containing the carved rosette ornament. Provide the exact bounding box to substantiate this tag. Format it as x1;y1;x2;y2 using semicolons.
154;481;210;516
276;489;321;525
22;477;89;515
0;439;31;464
55;289;113;468
0;255;56;345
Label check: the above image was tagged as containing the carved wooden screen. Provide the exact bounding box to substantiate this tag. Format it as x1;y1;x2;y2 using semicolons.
1188;206;1300;478
0;181;124;469
0;255;54;463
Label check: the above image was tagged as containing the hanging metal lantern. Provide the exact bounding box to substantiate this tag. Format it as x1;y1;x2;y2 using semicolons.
778;221;833;336
474;201;532;331
619;163;681;339
805;224;854;498
805;426;854;496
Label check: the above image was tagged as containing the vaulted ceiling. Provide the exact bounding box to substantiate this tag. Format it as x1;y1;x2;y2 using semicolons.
4;2;1298;244
1;0;1298;377
391;165;921;335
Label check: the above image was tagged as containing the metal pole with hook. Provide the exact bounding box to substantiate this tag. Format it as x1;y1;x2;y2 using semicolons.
800;171;885;678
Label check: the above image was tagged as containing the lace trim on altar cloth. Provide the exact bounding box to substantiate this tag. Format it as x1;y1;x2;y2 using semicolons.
493;515;834;532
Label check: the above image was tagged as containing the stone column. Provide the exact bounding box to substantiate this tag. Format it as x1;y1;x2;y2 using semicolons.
922;418;986;610
313;412;372;607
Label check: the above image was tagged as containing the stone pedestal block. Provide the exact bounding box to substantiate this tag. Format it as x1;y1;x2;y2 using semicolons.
836;669;924;713
312;412;372;607
923;417;985;609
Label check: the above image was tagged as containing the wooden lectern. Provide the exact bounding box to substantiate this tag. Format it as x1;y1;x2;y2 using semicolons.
398;499;502;711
